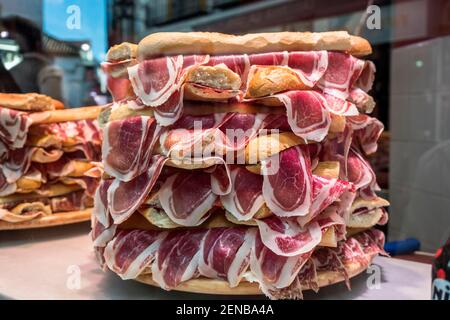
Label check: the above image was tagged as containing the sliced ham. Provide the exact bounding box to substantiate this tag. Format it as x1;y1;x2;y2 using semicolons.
347;114;384;155
261;146;312;217
312;246;350;289
255;216;322;257
104;229;167;280
107;155;167;224
220;166;264;221
198;227;256;287
268;91;331;142
103;116;161;181
152;229;206;289
318;51;366;100
158;171;218;226
0;107;32;149
297;175;355;227
250;232;310;296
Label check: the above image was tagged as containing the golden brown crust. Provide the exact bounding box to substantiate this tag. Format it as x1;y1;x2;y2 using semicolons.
0;93;54;111
135;254;374;295
246;66;309;98
138;31;372;59
106;42;138;62
0;208;91;230
0;184;82;205
28;106;102;124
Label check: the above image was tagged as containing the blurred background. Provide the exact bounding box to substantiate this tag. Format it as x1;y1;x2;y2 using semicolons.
0;0;448;252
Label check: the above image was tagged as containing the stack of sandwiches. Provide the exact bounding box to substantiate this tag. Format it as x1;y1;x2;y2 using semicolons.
93;31;389;299
0;93;102;229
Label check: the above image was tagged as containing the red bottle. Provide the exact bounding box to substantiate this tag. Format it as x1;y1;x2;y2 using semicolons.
432;237;450;300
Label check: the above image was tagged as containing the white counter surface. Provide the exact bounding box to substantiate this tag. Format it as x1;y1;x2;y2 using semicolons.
0;223;432;300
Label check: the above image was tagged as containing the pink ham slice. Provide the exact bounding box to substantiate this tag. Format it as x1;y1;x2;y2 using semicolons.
107;155;167;224
91;215;117;248
312;246;350;289
297;175;355;226
0;107;32;149
152;229;207;290
92;179;112;227
128;55;209;124
255;216;322;257
297;258;319;292
323;93;358;116
198;227;256;287
336;237;368;266
261;145;312;217
0;147;34;184
347;114;384;155
220;113;268;151
220;166;264;221
103;116;161;181
158;171;218;226
347;147;377;193
355;60;376;92
250;232;311;297
318;51;366;100
104;229;167;280
271;91;331;142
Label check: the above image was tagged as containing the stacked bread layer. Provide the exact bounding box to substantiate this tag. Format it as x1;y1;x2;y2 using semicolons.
94;32;388;299
0;94;102;224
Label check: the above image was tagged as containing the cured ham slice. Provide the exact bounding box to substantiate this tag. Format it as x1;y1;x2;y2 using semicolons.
220;166;264;221
271;91;331;142
128;55;183;107
160;127;226;159
152;229;206;289
158;171;218;226
318;52;366;100
347;114;384;155
347;148;377;192
198;228;256;287
103;116;161;181
220;113;268;151
250;232;310;297
105;229;167;280
107;155;167;224
92;179;112;227
297;258;319;292
0;107;32;149
153;89;184;126
128;55;209;124
261;146;312;217
91;215;116;248
255;216;322;257
323;93;358;116
0;147;34;184
320;127;353;180
355;61;376;92
336;237;369;266
349;87;375;113
297;175;355;226
312;247;350;289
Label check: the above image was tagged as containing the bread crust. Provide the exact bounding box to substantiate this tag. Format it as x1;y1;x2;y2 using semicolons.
28;106;102;124
0;208;91;230
106;42;138;62
135;253;375;295
138;31;372;59
0;93;55;111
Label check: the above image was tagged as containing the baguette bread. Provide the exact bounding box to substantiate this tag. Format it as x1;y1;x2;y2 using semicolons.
137;31;372;59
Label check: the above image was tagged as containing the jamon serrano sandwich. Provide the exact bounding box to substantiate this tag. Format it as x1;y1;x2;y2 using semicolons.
93;31;388;299
0;93;102;229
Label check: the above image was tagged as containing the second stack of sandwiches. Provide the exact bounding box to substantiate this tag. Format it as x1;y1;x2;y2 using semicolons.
0;93;102;229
